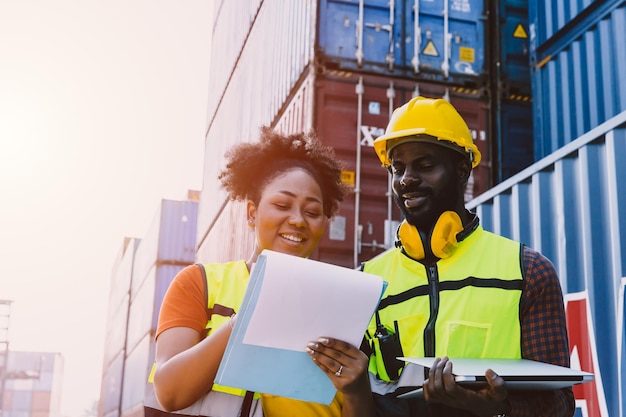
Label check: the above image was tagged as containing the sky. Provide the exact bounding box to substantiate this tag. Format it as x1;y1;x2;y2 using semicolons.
0;1;213;416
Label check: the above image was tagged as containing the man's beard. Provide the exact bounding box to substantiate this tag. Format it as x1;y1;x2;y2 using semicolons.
394;179;461;232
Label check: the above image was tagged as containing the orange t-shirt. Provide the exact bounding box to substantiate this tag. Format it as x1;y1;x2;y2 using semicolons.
156;263;212;339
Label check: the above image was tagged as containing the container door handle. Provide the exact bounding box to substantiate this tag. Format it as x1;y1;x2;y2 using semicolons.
412;0;420;73
442;0;451;79
355;0;364;66
386;0;395;71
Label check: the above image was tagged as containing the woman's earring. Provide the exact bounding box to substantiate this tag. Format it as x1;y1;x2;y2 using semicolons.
248;218;255;227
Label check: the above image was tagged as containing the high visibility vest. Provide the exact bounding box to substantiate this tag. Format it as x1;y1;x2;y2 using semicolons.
144;261;263;417
362;226;524;382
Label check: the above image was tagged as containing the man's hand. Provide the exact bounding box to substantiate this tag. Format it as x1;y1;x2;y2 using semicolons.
423;356;509;417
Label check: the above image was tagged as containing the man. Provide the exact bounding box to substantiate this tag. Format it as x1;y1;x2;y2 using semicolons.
361;96;575;416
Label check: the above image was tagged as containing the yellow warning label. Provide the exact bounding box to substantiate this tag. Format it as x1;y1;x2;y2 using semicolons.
341;170;355;187
423;41;439;57
513;23;528;39
459;47;475;63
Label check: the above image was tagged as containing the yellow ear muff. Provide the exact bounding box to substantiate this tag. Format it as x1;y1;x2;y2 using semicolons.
396;211;464;260
430;211;463;259
397;220;425;260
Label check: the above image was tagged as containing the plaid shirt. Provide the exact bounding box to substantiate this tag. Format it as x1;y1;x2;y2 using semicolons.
507;246;575;417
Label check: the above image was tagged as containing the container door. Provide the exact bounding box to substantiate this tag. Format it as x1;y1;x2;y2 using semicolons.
408;0;485;82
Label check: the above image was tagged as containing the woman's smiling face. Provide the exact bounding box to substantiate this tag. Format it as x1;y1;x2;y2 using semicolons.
248;168;327;259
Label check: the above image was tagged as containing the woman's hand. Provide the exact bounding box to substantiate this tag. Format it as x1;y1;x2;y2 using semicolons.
306;337;376;417
305;337;368;393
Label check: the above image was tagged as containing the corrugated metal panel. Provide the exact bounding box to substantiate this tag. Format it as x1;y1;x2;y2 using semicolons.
529;0;620;47
126;264;185;353
495;99;534;181
318;0;487;84
530;0;626;158
196;200;253;264
467;110;626;417
104;291;129;360
156;200;198;263
100;351;124;415
102;293;129;367
496;0;531;89
206;0;263;122
131;199;198;300
198;0;316;249
120;333;152;413
108;238;138;315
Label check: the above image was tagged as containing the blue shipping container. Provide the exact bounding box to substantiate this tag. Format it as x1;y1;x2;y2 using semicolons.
468;110;626;417
317;0;486;84
529;0;626;158
495;0;532;90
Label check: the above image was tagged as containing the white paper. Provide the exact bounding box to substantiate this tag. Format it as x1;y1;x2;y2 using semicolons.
242;250;384;351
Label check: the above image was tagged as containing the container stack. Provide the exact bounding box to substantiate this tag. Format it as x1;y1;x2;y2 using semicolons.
198;0;535;268
98;197;198;417
469;0;626;415
529;0;626;159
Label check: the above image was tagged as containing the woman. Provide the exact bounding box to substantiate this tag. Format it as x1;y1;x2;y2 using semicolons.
148;127;376;417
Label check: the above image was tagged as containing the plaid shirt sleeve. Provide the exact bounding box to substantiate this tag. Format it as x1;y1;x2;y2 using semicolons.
507;246;575;417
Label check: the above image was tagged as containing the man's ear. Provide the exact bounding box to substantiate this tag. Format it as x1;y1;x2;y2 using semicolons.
457;158;472;185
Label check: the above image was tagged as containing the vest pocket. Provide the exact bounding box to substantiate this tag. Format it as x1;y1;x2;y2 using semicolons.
442;321;490;357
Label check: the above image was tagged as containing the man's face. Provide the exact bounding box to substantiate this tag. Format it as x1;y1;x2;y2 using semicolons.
389;141;465;230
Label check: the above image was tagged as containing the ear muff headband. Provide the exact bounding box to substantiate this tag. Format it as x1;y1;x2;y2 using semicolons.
395;211;465;260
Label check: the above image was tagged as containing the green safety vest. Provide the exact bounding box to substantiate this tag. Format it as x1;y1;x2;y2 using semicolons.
144;260;262;417
362;226;524;382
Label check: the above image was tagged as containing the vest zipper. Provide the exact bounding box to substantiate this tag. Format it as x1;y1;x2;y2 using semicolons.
423;265;439;357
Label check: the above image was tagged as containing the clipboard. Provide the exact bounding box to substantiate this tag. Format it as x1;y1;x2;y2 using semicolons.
396;357;594;398
215;250;386;404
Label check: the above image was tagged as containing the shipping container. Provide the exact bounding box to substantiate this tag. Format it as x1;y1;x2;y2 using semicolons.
125;264;186;354
108;238;138;318
2;352;63;417
102;293;129;368
205;0;315;135
490;98;534;182
99;197;197;417
131;199;198;300
198;68;491;269
468;109;626;417
198;0;316;239
199;0;539;265
99;352;124;417
485;0;534;182
317;0;487;85
490;0;532;91
529;0;626;158
120;333;152;417
207;0;263;119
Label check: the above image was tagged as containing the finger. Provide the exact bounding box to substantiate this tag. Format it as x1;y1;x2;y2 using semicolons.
432;357;448;390
485;369;507;401
441;359;458;392
316;337;361;358
305;341;344;375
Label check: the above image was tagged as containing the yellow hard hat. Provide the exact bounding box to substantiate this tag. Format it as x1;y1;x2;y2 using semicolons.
373;96;481;168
